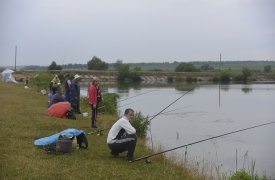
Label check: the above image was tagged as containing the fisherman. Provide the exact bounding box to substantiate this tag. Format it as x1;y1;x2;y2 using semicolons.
70;74;81;114
107;108;137;162
88;77;99;128
48;85;66;108
49;74;61;91
64;74;71;102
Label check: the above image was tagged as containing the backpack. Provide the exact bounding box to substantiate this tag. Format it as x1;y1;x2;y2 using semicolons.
76;133;88;149
67;108;76;120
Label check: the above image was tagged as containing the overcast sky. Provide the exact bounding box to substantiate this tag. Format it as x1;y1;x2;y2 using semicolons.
1;0;275;66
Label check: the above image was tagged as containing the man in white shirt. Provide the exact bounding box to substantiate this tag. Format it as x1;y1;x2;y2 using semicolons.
107;108;137;162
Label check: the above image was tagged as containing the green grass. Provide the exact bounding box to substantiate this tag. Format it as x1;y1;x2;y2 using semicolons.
0;82;205;180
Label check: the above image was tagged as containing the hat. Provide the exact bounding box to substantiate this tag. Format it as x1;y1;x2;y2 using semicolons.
92;76;98;81
74;74;81;79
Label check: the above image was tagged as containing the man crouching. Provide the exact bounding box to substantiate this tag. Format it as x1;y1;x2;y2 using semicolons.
107;108;137;162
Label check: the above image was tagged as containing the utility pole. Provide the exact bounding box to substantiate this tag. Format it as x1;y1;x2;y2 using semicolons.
219;53;222;108
219;53;222;72
14;45;17;71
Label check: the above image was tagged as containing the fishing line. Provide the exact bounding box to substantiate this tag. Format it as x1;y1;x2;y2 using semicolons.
118;89;158;103
119;90;161;108
133;121;275;163
147;105;192;118
148;90;193;123
148;89;193;150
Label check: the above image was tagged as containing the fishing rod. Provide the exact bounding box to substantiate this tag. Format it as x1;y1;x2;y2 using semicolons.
148;89;193;122
132;121;275;163
118;89;158;103
88;89;193;136
147;105;192;118
148;89;193;150
87;128;108;136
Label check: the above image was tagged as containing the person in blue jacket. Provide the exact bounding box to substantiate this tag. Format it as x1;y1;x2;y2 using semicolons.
48;85;66;108
70;74;81;114
64;74;71;102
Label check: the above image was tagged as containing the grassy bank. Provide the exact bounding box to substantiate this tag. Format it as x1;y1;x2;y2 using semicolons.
0;82;205;180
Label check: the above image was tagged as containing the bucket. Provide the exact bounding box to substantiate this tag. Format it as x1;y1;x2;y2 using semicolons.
58;138;73;153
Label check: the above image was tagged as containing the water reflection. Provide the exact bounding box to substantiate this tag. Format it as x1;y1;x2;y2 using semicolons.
241;87;252;93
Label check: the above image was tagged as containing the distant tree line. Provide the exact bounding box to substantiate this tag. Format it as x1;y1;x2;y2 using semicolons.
19;59;274;74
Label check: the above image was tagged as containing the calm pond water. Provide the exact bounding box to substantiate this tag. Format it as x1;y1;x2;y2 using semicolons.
82;83;275;177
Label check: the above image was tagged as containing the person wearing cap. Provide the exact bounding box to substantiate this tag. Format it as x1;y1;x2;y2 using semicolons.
88;77;99;128
49;74;61;91
107;108;137;162
70;74;81;114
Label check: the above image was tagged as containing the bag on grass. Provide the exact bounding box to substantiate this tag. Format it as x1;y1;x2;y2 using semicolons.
76;133;88;149
34;128;88;151
47;102;71;118
66;108;76;120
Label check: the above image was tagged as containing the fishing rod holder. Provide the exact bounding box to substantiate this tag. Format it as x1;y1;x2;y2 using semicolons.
144;158;151;164
87;129;104;136
97;129;104;136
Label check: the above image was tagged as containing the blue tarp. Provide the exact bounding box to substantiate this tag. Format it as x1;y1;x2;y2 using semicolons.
34;128;86;147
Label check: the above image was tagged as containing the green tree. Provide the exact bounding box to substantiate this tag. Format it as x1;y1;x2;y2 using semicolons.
242;67;251;82
264;65;272;73
219;69;231;82
114;59;123;70
117;64;130;82
133;66;142;72
200;64;214;71
48;61;62;70
175;62;197;72
87;56;108;70
117;64;141;83
130;70;142;82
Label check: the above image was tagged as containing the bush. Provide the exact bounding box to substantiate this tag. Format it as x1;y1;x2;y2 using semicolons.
229;169;268;180
186;76;197;83
174;77;184;82
175;62;198;72
219;69;231;82
242;67;252;82
101;93;119;115
80;93;119;115
31;73;53;90
132;111;150;138
167;76;173;83
117;64;142;83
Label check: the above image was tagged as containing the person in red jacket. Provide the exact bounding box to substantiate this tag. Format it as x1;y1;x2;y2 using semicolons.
88;78;99;128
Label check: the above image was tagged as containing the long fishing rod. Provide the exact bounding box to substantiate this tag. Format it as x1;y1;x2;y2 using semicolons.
87;128;108;135
88;89;193;136
119;100;141;108
147;105;192;118
148;89;193;150
118;89;158;103
148;89;193;122
133;121;275;163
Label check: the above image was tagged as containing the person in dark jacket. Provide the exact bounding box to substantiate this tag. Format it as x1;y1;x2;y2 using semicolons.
70;74;81;114
64;74;71;102
48;85;66;108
